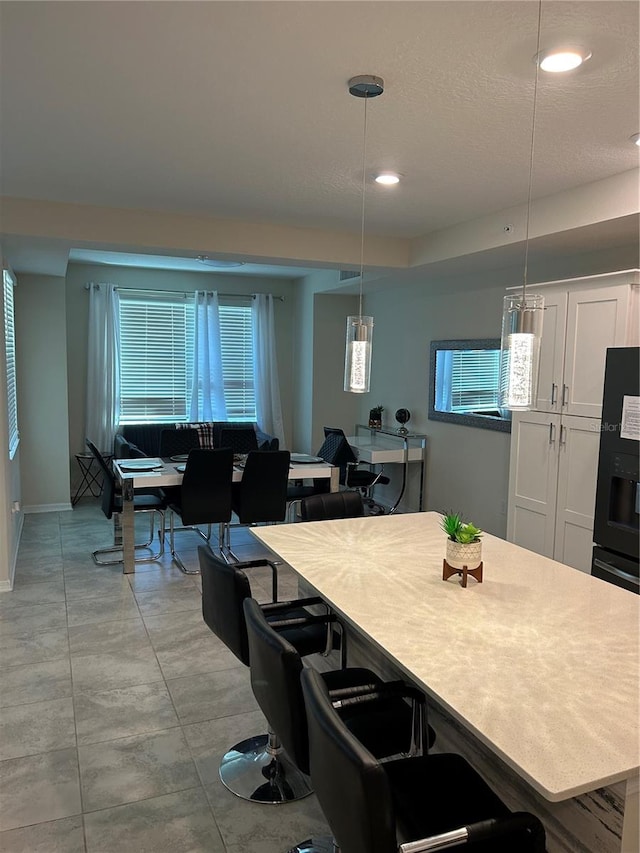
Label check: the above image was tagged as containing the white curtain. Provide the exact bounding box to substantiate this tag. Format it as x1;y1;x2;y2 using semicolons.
86;283;120;453
252;293;285;448
190;290;227;421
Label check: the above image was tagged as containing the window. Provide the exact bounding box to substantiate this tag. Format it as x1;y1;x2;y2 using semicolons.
428;339;511;433
3;269;19;458
219;301;255;421
118;292;256;424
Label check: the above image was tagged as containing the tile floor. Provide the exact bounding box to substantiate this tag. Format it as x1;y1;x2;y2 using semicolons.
0;501;331;852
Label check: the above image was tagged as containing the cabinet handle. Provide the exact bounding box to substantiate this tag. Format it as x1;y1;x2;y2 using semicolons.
549;422;556;444
559;424;566;446
561;384;569;407
550;383;557;406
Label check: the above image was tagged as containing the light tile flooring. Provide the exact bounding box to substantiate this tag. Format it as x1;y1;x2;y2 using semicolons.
0;501;331;853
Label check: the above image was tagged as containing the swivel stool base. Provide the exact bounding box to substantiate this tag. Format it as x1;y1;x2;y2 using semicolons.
288;838;338;853
219;732;312;803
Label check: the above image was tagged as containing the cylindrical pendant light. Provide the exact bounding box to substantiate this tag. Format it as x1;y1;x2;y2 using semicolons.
344;75;384;394
499;2;545;410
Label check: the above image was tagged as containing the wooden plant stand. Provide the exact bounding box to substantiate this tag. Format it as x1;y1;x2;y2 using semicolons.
443;558;483;588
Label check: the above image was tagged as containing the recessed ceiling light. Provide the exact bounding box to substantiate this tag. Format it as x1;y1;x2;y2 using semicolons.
631;133;640;147
196;255;245;268
374;172;400;186
536;46;592;73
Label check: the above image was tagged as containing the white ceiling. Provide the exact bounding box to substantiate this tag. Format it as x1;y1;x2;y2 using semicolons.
0;0;638;277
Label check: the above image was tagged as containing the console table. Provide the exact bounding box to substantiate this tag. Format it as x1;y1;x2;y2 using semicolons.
348;424;427;511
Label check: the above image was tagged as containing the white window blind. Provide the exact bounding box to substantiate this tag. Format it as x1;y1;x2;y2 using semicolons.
449;349;500;412
3;269;19;459
118;292;256;424
119;294;194;424
219;302;255;421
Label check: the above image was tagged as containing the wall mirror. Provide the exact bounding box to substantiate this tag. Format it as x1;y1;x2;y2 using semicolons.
428;339;511;432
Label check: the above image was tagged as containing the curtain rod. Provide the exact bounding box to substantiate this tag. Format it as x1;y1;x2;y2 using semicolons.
84;284;284;301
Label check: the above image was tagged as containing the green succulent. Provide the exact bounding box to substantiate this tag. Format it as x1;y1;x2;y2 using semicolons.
440;512;483;544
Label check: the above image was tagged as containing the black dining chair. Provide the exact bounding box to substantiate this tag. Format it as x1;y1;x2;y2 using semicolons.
86;439;167;566
167;448;233;574
159;427;200;458
198;546;342;804
301;667;547;853
223;450;291;560
158;427;200;514
322;426;389;513
218;426;259;455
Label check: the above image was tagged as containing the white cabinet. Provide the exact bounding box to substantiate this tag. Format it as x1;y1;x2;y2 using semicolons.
507;412;600;572
535;282;634;417
507;269;638;572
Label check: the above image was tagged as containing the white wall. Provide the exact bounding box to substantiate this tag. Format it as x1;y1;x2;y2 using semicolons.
290;269;360;454
16;274;71;512
0;260;23;590
362;273;510;535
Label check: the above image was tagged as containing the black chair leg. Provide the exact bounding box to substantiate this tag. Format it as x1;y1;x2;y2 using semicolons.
219;729;312;803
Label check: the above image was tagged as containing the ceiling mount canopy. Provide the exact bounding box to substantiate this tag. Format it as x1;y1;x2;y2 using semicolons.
347;75;384;99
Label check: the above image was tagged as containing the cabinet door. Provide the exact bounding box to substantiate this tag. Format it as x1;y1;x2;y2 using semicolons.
535;288;567;413
507;412;559;557
553;416;600;572
563;285;630;418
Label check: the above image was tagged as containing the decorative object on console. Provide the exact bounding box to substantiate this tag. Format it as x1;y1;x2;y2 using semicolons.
441;511;484;587
395;407;411;434
368;404;384;429
343;74;384;394
498;0;545;411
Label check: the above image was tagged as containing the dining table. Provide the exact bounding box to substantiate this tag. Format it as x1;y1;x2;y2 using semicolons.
112;454;338;574
251;511;640;853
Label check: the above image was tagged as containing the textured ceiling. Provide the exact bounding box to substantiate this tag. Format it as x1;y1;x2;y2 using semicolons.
1;0;638;250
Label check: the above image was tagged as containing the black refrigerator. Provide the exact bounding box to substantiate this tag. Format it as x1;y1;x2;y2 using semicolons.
591;347;639;593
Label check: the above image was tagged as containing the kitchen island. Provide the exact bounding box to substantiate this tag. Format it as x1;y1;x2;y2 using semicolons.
252;511;639;853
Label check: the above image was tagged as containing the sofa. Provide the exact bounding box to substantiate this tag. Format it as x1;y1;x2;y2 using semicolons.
115;422;278;458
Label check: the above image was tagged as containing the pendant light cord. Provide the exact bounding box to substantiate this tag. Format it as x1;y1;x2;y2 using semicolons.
522;0;543;302
358;93;369;321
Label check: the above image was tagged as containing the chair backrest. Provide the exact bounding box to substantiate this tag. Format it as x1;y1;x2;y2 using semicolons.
234;450;291;523
159;427;200;457
243;597;309;771
86;439;118;519
198;546;252;666
179;448;233;525
218;426;259;455
317;428;357;484
301;667;397;853
300;490;364;521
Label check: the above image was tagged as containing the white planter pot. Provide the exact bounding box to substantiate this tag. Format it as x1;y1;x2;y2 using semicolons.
445;538;482;570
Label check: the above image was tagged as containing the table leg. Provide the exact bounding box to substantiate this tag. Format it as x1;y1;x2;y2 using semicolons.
120;479;136;574
330;466;339;493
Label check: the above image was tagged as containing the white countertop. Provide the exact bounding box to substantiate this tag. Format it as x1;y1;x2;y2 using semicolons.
252;512;640;802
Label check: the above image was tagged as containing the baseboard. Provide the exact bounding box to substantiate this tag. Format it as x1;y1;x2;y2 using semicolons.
0;578;13;592
23;502;73;514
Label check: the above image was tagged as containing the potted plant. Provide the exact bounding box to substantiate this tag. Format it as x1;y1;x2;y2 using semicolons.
441;511;483;570
368;405;384;429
